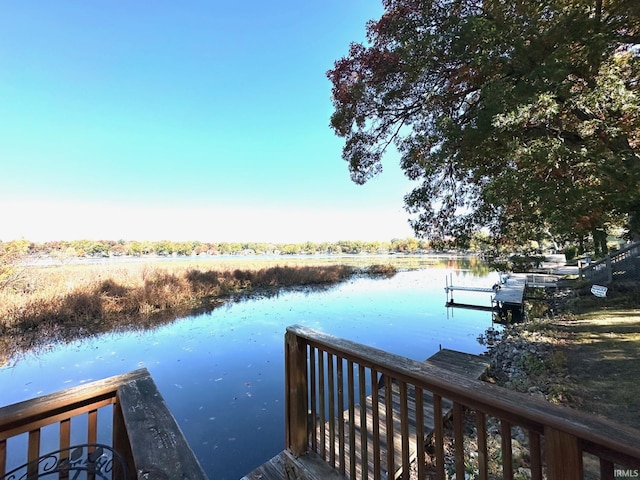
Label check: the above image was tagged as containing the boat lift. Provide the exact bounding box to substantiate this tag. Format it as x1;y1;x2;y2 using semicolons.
444;273;527;320
444;274;497;312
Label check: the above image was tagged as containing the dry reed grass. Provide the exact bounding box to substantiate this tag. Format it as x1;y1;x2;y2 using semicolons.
0;259;357;365
0;255;446;364
0;260;354;333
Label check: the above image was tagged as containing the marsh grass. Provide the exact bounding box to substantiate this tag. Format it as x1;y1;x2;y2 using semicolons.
366;263;398;276
1;261;354;331
0;259;355;366
0;254;472;364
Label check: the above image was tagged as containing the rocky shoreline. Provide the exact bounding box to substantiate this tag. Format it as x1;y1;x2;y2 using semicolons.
418;287;575;480
480;285;576;403
479;321;568;402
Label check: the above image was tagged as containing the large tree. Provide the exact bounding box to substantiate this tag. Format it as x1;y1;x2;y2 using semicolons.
328;0;640;246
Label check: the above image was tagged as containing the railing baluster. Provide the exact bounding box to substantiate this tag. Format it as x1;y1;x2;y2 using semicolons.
501;420;513;480
318;349;326;460
60;417;71;450
433;394;445;480
600;458;614;480
88;409;98;444
89;411;98;450
359;364;369;480
60;417;71;480
112;399;131;479
309;346;317;453
400;381;410;479
0;438;6;478
529;429;542;480
88;410;98;480
476;412;487;480
453;402;465;480
27;428;40;480
347;360;356;480
415;387;425;480
328;352;336;468
337;357;345;475
384;375;395;479
371;369;381;480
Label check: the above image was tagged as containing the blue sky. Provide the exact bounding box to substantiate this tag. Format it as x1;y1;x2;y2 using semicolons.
0;1;417;243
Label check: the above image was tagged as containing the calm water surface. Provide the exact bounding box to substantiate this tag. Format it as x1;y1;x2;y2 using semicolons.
0;267;500;479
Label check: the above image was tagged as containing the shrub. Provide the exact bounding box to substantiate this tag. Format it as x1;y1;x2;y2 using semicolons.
564;245;579;261
367;264;397;277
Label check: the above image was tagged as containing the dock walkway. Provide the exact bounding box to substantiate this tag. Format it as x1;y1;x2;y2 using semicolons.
493;275;526;306
241;349;489;480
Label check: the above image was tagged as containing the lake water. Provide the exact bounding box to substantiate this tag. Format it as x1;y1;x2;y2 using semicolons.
0;266;500;479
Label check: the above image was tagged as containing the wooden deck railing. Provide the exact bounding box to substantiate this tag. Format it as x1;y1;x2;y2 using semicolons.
0;368;207;480
580;241;640;283
285;325;640;480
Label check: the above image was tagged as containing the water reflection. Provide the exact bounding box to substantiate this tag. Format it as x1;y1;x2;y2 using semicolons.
0;266;499;480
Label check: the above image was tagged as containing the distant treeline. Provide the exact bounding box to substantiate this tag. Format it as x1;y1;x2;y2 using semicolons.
24;238;437;258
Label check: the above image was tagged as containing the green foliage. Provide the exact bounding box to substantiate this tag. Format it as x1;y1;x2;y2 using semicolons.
328;0;640;243
564;245;579;261
509;254;545;271
13;237;434;259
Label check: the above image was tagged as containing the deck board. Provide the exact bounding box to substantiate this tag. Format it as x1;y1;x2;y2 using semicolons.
240;450;287;480
493;282;525;305
427;348;490;379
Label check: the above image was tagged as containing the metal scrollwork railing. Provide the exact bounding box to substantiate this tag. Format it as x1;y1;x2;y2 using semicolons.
1;443;128;480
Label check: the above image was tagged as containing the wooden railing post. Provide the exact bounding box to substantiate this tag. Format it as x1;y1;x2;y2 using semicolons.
578;261;583;279
112;400;135;479
285;330;308;457
606;254;613;283
545;427;582;480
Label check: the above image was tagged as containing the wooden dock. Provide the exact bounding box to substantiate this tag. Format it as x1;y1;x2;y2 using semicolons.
241;349;489;480
493;276;525;306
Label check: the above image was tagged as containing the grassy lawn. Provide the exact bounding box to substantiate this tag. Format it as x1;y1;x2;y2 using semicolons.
492;279;640;430
517;280;640;429
556;308;640;429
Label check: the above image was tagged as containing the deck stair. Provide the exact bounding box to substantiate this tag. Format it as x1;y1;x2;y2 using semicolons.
580;241;640;283
241;349;489;480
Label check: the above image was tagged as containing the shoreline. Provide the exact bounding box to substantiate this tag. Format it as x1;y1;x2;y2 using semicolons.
417;281;640;478
484;280;640;427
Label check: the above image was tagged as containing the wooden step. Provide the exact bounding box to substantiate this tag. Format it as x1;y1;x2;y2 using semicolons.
240;450;347;480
